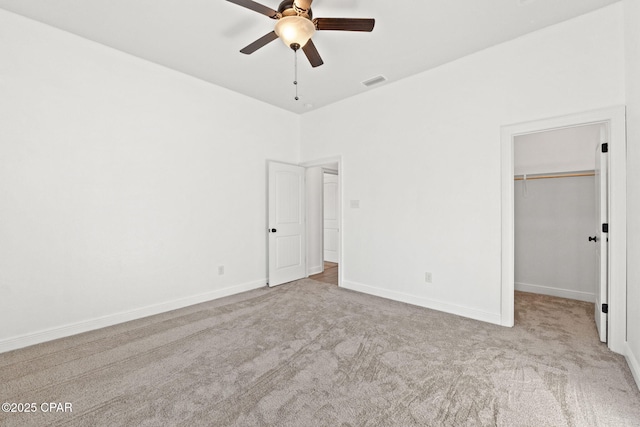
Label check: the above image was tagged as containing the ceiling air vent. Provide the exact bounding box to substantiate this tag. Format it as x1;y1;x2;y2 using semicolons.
362;75;387;87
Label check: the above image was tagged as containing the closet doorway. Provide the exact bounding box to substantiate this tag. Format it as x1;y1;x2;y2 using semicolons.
513;124;601;303
501;106;626;354
513;124;607;340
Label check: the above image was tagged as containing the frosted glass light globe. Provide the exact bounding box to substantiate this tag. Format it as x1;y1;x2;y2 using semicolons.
274;16;315;49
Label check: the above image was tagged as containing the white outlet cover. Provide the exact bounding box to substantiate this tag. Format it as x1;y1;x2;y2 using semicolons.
350;200;360;209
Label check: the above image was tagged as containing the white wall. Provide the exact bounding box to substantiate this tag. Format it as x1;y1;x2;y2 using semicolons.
514;124;600;175
514;177;596;302
624;0;640;386
299;4;625;324
0;10;300;350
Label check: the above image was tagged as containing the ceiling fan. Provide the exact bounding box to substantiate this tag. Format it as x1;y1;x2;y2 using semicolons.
226;0;375;67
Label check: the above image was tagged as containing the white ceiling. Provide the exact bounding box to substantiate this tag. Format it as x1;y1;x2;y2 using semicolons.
0;0;621;114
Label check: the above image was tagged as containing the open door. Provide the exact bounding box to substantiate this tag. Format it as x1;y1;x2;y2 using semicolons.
594;131;608;343
268;161;306;287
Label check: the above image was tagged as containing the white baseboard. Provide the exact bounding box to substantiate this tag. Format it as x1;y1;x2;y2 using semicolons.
515;282;595;303
625;342;640;391
341;280;501;325
0;279;266;354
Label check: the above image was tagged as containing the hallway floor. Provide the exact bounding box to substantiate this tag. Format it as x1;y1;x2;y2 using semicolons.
309;261;338;285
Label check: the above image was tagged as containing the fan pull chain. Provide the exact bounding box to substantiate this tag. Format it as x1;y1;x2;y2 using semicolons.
293;49;299;101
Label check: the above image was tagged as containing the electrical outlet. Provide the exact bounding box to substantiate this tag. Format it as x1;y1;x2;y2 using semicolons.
425;272;432;283
218;265;224;275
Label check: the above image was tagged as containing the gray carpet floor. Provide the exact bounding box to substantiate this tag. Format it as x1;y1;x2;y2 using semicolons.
1;279;639;426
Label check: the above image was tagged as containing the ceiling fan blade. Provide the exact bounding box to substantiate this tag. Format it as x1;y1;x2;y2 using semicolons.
240;31;279;54
302;39;324;68
226;0;279;19
313;18;375;32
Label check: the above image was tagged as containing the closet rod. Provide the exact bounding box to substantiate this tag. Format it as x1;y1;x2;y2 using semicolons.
514;171;595;181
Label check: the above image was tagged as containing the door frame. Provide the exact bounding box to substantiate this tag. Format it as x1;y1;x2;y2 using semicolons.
500;106;626;353
301;156;342;287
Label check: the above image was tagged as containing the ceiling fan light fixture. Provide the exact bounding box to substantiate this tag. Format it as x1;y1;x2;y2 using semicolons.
274;16;315;49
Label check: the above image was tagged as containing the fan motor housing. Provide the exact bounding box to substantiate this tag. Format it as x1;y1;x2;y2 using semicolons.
278;0;312;19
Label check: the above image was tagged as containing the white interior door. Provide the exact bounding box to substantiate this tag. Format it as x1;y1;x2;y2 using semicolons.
594;132;608;343
268;161;306;287
323;172;339;263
